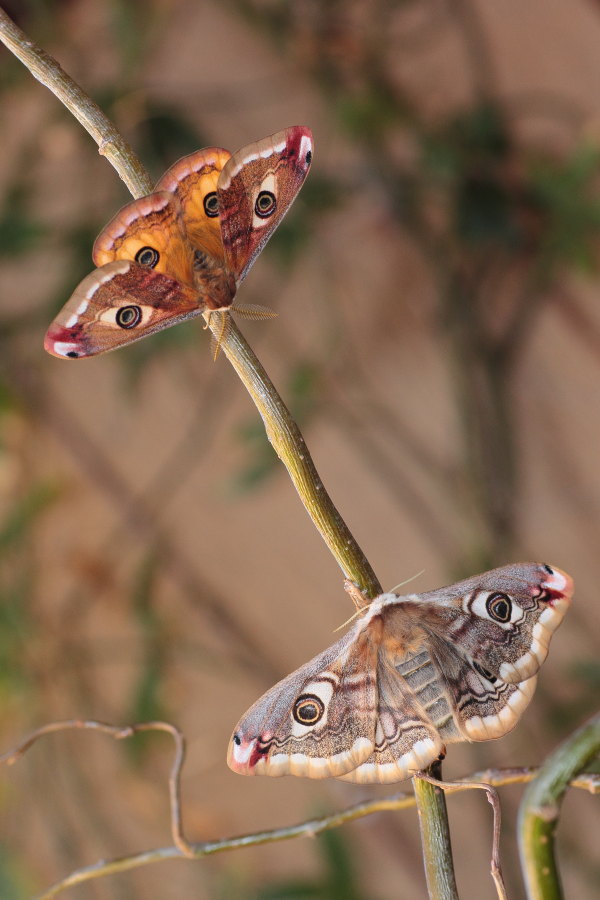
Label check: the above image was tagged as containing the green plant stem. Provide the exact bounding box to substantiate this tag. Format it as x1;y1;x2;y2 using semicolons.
518;710;600;900
413;769;459;900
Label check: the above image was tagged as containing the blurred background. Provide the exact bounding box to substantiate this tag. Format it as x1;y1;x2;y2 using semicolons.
0;0;599;897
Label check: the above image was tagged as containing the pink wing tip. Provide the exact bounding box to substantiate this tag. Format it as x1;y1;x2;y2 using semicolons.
44;324;82;359
541;564;574;603
287;125;313;138
227;735;258;775
285;125;313;166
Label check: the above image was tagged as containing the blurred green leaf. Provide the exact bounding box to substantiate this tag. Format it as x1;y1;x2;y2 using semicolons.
110;0;148;73
0;846;34;900
455;173;519;245
0;185;46;258
529;143;600;273
449;103;511;161
135;102;212;177
422;103;509;185
0;579;34;697
256;883;323;900
421;103;535;248
570;658;600;690
251;829;366;900
267;174;342;269
337;83;404;142
288;361;320;422
231;419;278;491
126;553;168;759
0;379;20;414
131;551;160;626
0;482;61;553
0;481;59;698
319;828;364;900
130;664;164;721
546;659;600;735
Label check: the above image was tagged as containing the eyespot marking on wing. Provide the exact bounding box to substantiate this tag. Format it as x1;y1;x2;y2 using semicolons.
97;304;154;330
467;590;525;629
290;678;334;738
252;175;278;227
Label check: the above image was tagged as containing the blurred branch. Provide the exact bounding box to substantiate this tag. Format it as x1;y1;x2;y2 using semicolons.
555;286;600;364
448;0;496;99
0;356;281;682
0;8;151;198
518;710;600;900
327;399;458;557
383;0;452;52
495;274;551;370
504;89;589;134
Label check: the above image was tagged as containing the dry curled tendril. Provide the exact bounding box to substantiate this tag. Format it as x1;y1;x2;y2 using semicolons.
1;719;599;899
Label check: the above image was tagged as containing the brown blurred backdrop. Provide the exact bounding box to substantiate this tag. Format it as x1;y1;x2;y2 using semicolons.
0;1;599;898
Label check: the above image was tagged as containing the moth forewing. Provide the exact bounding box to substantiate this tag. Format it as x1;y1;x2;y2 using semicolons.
217;126;313;284
228;623;379;779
